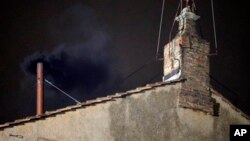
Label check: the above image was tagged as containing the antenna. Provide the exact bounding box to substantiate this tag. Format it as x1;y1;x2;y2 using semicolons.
185;0;189;7
184;0;196;12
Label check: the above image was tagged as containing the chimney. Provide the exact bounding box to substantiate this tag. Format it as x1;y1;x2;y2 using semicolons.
163;6;217;115
36;62;44;116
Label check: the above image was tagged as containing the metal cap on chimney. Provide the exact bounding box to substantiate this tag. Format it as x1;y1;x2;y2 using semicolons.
36;62;44;116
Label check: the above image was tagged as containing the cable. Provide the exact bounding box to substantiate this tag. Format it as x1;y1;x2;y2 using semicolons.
44;79;81;104
156;0;166;60
192;0;197;12
143;71;162;86
208;74;238;97
208;74;245;108
168;2;181;71
121;57;155;82
168;2;180;54
210;0;218;55
180;0;183;11
168;2;180;41
103;57;156;94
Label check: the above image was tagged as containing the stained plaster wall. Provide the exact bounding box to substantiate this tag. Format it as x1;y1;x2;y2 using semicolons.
0;83;249;141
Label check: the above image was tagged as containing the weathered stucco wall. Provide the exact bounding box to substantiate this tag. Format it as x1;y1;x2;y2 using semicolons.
0;83;249;141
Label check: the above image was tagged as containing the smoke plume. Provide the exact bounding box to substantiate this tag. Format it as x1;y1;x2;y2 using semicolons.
21;4;119;105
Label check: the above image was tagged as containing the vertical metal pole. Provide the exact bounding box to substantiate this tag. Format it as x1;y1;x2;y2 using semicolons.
185;0;189;7
37;62;44;116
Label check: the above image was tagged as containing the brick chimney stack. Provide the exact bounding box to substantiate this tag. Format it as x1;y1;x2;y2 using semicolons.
163;6;216;115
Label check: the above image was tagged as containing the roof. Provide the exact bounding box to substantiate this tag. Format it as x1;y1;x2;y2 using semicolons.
1;78;249;130
0;79;184;130
210;89;250;121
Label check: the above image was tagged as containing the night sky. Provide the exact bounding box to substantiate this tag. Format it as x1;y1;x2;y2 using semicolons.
0;0;249;124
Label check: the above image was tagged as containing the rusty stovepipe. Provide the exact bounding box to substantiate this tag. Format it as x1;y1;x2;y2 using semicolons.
36;62;44;116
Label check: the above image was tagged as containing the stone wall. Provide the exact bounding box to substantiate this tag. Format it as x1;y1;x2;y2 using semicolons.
0;83;249;141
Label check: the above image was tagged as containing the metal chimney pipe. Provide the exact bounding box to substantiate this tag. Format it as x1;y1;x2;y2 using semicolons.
36;62;44;116
185;0;189;7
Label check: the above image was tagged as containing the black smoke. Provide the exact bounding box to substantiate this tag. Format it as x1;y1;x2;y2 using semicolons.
21;4;120;105
22;47;110;93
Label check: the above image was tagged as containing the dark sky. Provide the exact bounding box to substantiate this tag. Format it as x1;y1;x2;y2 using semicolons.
0;0;249;124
